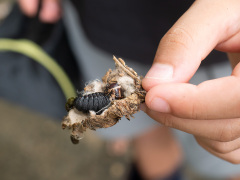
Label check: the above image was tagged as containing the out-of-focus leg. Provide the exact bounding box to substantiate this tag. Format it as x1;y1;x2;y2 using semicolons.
133;126;183;180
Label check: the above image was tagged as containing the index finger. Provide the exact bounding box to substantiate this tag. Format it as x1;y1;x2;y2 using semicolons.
145;73;240;120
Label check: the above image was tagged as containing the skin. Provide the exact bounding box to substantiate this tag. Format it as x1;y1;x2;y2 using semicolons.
18;0;61;23
142;0;240;164
18;0;240;164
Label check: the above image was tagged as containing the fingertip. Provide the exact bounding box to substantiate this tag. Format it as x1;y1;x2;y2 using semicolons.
144;85;172;114
39;0;61;23
145;83;199;120
19;0;38;17
142;77;169;92
142;78;154;92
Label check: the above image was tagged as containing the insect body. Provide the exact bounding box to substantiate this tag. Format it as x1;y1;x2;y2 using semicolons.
66;83;124;115
74;92;111;114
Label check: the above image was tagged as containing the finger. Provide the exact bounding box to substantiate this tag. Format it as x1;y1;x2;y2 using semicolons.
141;104;240;142
217;31;240;53
196;138;240;164
39;0;61;23
145;74;240;119
195;136;240;154
142;0;240;91
18;0;39;17
228;53;240;69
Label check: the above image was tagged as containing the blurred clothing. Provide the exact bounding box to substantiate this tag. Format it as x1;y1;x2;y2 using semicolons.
0;4;80;118
71;0;227;66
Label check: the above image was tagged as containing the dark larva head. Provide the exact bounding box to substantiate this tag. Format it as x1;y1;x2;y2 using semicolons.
65;97;76;111
70;135;79;144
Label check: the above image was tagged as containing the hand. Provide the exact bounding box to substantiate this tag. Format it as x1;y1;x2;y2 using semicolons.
18;0;61;23
142;0;240;164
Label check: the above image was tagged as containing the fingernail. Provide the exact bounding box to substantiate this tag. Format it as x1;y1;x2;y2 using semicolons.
145;63;173;81
150;97;170;113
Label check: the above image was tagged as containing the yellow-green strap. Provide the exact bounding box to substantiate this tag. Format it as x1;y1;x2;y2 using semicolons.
0;38;76;100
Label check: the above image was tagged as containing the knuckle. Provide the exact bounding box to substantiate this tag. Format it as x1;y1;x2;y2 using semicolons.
211;142;231;154
159;114;174;128
146;110;176;129
190;99;199;119
187;96;204;120
218;121;236;142
161;26;194;51
195;137;233;154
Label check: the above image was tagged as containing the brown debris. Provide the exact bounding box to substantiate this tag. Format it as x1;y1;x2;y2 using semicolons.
62;56;146;143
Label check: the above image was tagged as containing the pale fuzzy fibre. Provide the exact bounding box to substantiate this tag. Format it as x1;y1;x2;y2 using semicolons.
92;80;105;92
89;110;96;116
68;108;88;124
117;76;136;97
84;79;105;95
90;109;108;117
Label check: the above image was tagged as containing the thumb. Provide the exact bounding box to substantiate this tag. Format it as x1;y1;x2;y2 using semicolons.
142;0;240;91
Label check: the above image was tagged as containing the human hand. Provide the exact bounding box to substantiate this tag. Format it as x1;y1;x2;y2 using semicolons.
142;0;240;164
18;0;61;23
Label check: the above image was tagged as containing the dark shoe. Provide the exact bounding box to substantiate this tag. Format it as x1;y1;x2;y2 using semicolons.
128;163;183;180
